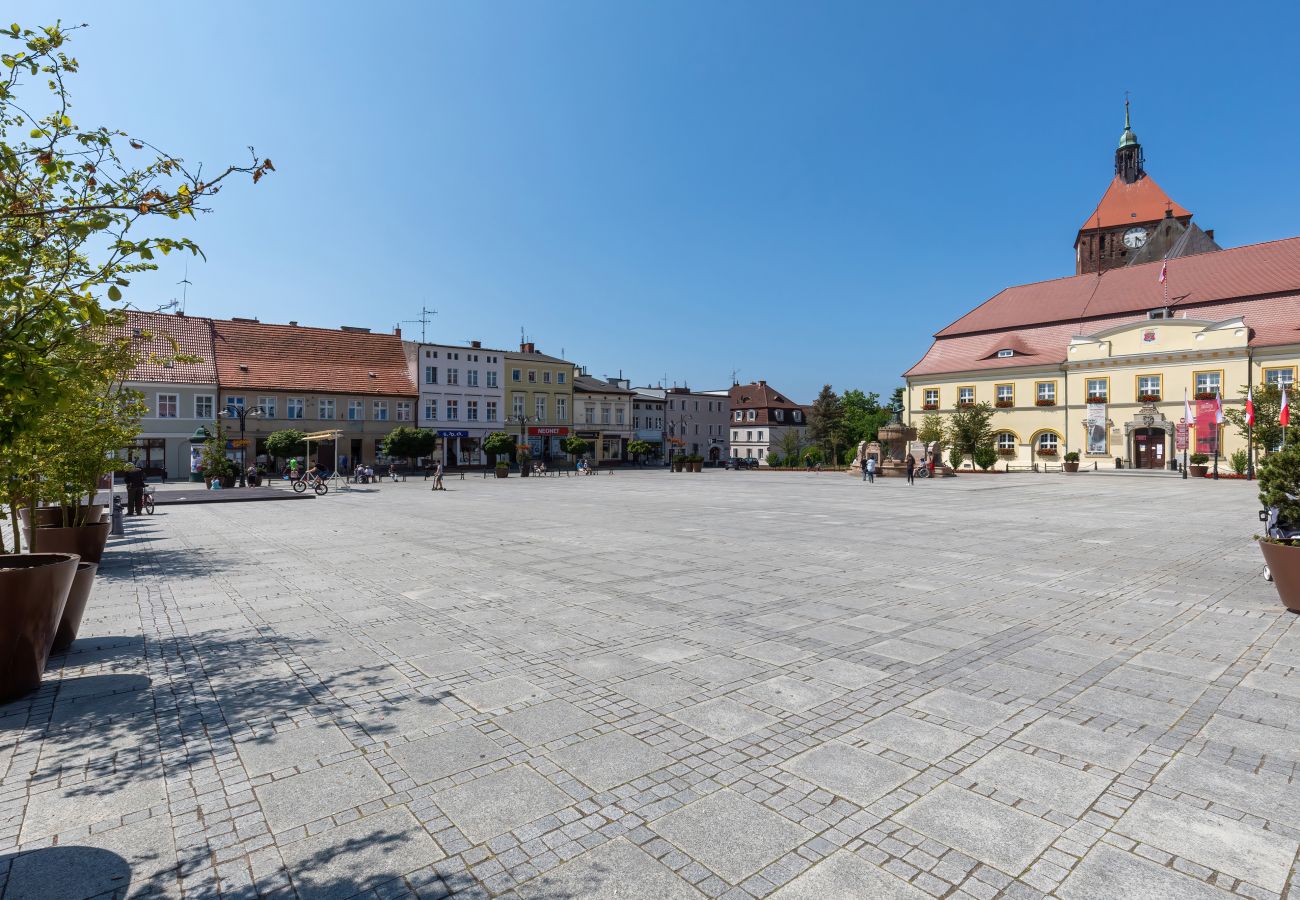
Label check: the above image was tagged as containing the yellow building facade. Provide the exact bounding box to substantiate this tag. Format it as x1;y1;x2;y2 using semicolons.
907;313;1299;468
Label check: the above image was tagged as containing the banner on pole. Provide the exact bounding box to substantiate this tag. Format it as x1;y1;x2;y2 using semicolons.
1086;403;1107;455
1175;422;1189;451
1195;399;1219;455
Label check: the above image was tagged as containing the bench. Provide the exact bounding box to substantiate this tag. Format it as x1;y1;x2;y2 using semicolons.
1004;463;1039;473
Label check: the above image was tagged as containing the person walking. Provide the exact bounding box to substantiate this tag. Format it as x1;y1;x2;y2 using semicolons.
123;463;146;515
287;457;299;481
865;456;877;484
905;453;916;485
431;460;444;491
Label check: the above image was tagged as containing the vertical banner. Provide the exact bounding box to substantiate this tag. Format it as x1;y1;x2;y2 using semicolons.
1086;403;1107;455
1195;399;1219;455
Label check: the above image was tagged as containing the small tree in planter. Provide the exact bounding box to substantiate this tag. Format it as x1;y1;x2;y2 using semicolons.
561;435;589;468
483;432;515;477
199;422;239;487
1258;441;1300;610
1189;452;1210;478
264;429;307;473
381;427;435;471
516;443;532;476
974;446;998;471
627;439;653;466
1063;451;1080;473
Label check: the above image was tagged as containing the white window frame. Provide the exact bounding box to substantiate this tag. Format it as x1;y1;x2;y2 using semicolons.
194;395;214;420
396;400;413;422
556;397;567;422
467;369;478;387
557;371;566;384
486;400;497;421
424;366;437;384
319;399;336;420
286;398;304;420
996;432;1016;451
513;394;525;418
486;370;498;388
348;400;364;421
446;399;459;420
156;393;179;418
1195;372;1221;395
447;368;459;386
424;399;438;421
373;400;389;421
1037;432;1059;452
257;396;277;418
535;395;546;420
466;400;478;421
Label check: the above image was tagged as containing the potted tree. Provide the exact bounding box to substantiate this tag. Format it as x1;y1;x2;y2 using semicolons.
200;424;239;488
1189;453;1210;478
1063;451;1080;473
627;439;653;467
0;553;79;702
1258;441;1300;611
483;432;514;478
516;443;532;477
561;435;590;471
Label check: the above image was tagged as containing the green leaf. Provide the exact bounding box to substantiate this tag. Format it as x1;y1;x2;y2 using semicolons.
107;285;121;301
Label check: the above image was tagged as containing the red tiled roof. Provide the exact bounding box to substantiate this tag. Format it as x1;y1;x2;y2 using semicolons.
906;291;1300;377
728;382;803;410
212;319;416;396
103;311;218;384
1078;174;1190;233
936;237;1300;338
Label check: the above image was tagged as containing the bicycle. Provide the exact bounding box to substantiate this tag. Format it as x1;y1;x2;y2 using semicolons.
292;473;329;495
142;484;156;514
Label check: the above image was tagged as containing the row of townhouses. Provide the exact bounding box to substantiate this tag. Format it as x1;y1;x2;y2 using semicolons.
110;311;810;476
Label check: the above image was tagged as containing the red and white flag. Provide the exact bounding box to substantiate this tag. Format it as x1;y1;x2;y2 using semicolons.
1283;385;1291;428
1184;388;1193;426
1246;386;1255;426
1215;392;1224;424
1159;261;1167;284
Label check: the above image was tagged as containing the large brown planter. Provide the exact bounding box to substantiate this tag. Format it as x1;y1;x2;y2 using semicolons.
495;468;509;479
691;461;703;473
51;561;98;653
19;505;104;530
1189;465;1208;478
30;521;111;565
1261;541;1300;613
0;553;78;703
1063;462;1080;473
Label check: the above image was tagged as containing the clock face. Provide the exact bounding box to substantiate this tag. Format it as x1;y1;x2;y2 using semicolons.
1123;226;1148;249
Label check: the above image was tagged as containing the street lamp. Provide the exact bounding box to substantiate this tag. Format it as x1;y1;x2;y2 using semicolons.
506;413;541;470
669;414;693;472
218;403;264;487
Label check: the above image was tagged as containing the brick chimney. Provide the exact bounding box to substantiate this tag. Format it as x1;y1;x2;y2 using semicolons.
394;326;402;338
471;340;482;349
520;341;535;353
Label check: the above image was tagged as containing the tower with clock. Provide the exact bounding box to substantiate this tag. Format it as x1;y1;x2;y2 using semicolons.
1072;102;1215;275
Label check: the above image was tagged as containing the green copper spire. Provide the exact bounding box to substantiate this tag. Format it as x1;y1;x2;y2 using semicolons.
1118;98;1138;149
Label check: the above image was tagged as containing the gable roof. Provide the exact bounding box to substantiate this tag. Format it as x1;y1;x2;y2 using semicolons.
936;237;1300;338
906;291;1300;378
104;310;218;384
573;373;634;395
211;319;416;396
728;381;803;409
1078;174;1190;234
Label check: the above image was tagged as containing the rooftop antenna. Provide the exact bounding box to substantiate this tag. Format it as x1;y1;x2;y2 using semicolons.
400;306;437;343
176;264;192;313
731;367;740;385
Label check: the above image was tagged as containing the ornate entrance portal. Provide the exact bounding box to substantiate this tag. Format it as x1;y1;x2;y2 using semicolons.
1123;404;1174;469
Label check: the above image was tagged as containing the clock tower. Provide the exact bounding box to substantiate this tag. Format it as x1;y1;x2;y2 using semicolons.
1074;102;1194;275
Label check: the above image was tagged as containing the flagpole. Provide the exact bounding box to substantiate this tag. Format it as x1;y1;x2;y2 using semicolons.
1247;353;1255;480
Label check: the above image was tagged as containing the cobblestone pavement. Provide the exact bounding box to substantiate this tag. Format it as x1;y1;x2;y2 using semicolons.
2;470;1297;899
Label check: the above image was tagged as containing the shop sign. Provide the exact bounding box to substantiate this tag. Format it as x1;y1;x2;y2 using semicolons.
528;426;569;436
635;429;662;441
437;430;469;438
576;431;600;439
1175;422;1189;450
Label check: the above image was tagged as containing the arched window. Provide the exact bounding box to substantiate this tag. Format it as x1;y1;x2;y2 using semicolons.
1037;432;1059;454
996;432;1016;452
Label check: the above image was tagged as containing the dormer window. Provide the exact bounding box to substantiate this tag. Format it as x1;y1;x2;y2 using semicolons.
792;410;802;423
997;349;1014;358
1148;308;1170;320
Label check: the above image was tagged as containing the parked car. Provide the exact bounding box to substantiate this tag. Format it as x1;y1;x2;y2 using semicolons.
725;457;759;470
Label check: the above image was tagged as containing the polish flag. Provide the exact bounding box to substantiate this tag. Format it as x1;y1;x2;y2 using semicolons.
1246;386;1255;426
1184;388;1193;427
1159;261;1167;284
1283;385;1291;428
1215;392;1224;424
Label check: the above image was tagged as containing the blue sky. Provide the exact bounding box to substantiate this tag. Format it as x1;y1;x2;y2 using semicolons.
17;2;1300;400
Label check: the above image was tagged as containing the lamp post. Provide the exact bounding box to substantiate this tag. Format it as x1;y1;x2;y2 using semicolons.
669;414;693;471
507;413;541;471
218;404;264;487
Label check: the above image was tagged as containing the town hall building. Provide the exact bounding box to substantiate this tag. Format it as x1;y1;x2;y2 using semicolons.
906;107;1300;469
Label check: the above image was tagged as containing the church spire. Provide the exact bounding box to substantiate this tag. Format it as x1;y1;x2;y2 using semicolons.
1115;97;1144;184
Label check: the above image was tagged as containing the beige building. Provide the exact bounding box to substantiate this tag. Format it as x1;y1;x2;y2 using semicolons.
906;240;1300;468
503;342;577;463
573;372;634;465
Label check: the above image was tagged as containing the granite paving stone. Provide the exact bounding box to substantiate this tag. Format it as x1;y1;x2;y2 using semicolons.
652;789;813;884
5;471;1287;898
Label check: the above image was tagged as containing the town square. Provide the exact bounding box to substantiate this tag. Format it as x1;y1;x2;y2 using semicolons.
4;472;1296;899
4;3;1300;898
